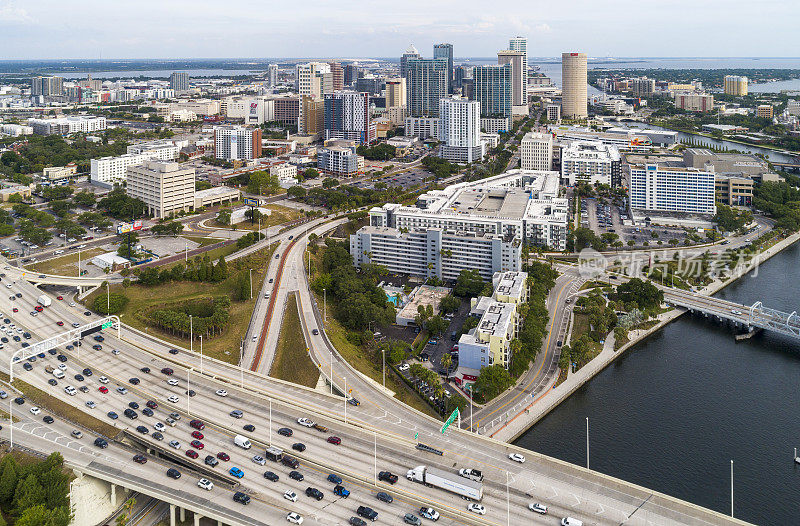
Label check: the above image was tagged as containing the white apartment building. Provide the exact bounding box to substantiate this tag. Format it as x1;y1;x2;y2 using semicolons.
27;116;106;135
127;140;180;159
296;62;332;99
91;142;179;186
213;126;261;161
560;140;621;187
0;124;33;137
520;132;553;171
363;168;568;253
787;100;800;116
480;117;511;134
438;97;485;163
481;133;500;149
269;161;298;186
405;117;440;139
629;163;716;215
126;161;195;218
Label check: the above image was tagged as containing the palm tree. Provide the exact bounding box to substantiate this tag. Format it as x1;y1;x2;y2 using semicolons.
441;353;452;372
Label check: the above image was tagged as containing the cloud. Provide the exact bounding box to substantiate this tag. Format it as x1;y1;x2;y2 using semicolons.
0;1;33;23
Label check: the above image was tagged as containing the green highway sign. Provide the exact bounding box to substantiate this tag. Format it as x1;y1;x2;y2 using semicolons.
101;321;113;329
440;408;460;434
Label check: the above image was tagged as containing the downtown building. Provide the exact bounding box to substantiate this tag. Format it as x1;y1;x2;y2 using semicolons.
497;50;526;107
213;126;262;161
323;91;376;145
317;145;359;177
30;76;64;97
560;140;621;187
91;141;179;186
405;57;449;117
169;72;190;92
629;163;716;215
724;75;748;96
438;97;485;163
126;161;195;218
520;132;553;171
508;36;528;99
296;62;333;99
28;115;106;135
561;52;588;118
433;43;454;94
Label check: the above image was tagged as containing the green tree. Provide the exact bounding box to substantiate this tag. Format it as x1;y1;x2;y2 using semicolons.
475;365;512;401
453;269;484;297
14;474;45;514
0;456;18;507
439;294;460;314
426;315;448;336
216;208;231;225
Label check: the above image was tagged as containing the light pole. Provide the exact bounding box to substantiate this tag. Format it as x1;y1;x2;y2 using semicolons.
239;340;244;388
730;460;734;517
323;288;326;323
184;241;188;262
269;398;272;447
186;368;191;415
329;351;333;395
381;349;385;389
189;315;193;353
344;377;347;424
200;335;203;375
249;268;253;299
373;431;377;486
506;471;510;526
106;282;110;314
586;417;590;469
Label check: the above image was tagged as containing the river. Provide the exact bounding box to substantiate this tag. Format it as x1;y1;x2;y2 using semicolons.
515;241;800;525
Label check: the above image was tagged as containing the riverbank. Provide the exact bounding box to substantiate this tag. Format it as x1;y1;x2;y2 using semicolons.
651;121;799;158
492;229;800;442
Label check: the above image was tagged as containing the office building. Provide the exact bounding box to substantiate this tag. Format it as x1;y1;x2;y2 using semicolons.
43;164;78;181
756;104;774;119
715;174;753;208
267;64;279;87
223;97;275;125
362;169;568;256
356;76;384;96
344;64;359;86
27;116;106;135
213;126;262;161
508;36;528;98
273;96;300;125
328;62;344;91
298;95;325;137
91;142;178;186
561;52;588;119
30;76;64;97
629;163;716;214
126;161;195;218
296;62;332;98
787;100;800;116
433;43;454;94
480;117;511;134
630;77;655;97
438;97;485;163
324;91;376;145
405;58;448;117
169;72;190;92
474;64;512;118
520;132;553;171
127;140;181;159
0;124;33;137
405;117;440;139
683;148;771;179
560;141;621;186
675;93;714;112
400;44;421;80
317;146;359;176
385;78;406;108
454;65;473;92
460;77;475;100
724;75;748;96
497;50;526;106
546;103;561;122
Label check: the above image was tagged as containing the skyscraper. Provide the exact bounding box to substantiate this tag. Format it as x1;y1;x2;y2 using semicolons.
508;36;528;98
30;76;64;97
724;75;748;96
473;64;512;118
344;64;359;86
405;58;448;117
385;78;406;108
433;43;454;94
328;62;344;91
169;72;190;92
267;64;279;87
454;65;473;92
323;91;376;145
296;62;332;99
497;50;525;106
400;44;420;79
561;52;588;119
438;97;485;163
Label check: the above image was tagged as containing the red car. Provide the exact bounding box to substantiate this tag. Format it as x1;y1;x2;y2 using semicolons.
146;400;158;409
190;440;204;450
190;419;205;430
57;296;63;300
34;305;43;312
161;368;174;375
99;386;108;394
191;431;204;440
56;321;64;326
216;452;230;461
186;450;199;459
327;436;342;445
11;308;17;313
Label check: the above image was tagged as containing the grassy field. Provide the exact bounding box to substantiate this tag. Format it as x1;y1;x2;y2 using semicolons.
211;204;304;231
27;248;105;275
84;244;277;364
269;292;320;388
150;242;238;270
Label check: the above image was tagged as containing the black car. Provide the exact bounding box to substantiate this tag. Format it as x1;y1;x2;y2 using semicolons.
82;368;93;376
292;443;306;452
232;492;250;505
108;411;118;420
376;492;393;503
94;437;108;448
378;471;398;484
169;348;179;355
129;377;140;385
123;409;138;419
132;454;147;464
166;468;181;479
84;311;91;316
243;424;256;432
142;408;154;417
204;455;219;467
128;401;139;409
186;390;196;397
357;506;378;521
14;293;21;298
263;471;279;482
48;379;57;386
92;345;102;351
305;487;324;501
136;425;148;434
140;367;150;374
43;416;54;424
349;518;367;526
57;355;67;362
13;397;24;405
278;427;293;437
152;431;164;441
79;386;89;393
47;349;57;355
74;374;84;382
22;363;32;371
289;470;304;481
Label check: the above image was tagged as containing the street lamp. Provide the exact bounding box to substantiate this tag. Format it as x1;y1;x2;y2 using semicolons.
249;268;253;299
323;288;326;323
200;334;203;375
189;315;193;353
730;460;734;517
329;351;333;395
381;349;385;389
586;417;590;470
344;377;347;424
106;282;110;314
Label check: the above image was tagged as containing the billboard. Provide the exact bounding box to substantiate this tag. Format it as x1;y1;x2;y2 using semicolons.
117;220;143;234
250;102;259;116
243;197;259;207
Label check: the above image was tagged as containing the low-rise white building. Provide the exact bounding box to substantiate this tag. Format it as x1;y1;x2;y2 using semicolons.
560;140;621;187
125;161;195;218
91;141;179;186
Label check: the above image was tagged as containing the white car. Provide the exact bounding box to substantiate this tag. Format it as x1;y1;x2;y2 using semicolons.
508;453;526;463
398;363;410;371
29;406;41;415
167;378;179;386
98;376;109;384
167;395;179;404
69;302;76;307
529;503;548;515
252;455;266;466
215;389;228;397
85;401;97;409
197;478;214;491
169;440;181;449
467;503;486;515
154;422;166;432
297;417;314;428
64;386;77;396
58;363;67;371
284;490;298;502
286;512;303;524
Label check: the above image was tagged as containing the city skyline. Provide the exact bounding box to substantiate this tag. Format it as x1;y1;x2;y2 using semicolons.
0;0;796;59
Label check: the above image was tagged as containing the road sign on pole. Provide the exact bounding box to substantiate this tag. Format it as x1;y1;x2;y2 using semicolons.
101;320;113;330
441;408;460;434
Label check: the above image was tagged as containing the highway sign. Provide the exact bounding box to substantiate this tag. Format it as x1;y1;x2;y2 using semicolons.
440;408;460;434
101;321;113;329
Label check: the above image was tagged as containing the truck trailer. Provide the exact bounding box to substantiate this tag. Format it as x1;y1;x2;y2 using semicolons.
406;465;483;501
37;295;51;307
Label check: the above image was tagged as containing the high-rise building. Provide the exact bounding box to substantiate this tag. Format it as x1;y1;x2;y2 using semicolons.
561;52;588;119
560;141;621;187
298;95;325;136
328;62;344;91
724;75;748;96
126;161;195;219
400;44;420;79
267;64;279;87
344;64;360;86
497;50;525;106
520;132;553;171
296;62;332;99
756;104;774;119
630;77;655;97
454;66;473;92
473;64;512;118
169;72;190;92
433;43;454;94
318;146;359;176
438;97;485;163
508;36;528;98
674;93;714;112
385;78;406;108
30;76;64;97
273;96;300;125
324;91;376;145
405;58;448;117
213;126;262;160
629;163;716;215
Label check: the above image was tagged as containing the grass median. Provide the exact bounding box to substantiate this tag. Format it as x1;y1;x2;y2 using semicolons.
269;292;320;388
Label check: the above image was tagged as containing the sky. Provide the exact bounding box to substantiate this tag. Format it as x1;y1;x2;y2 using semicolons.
0;0;797;60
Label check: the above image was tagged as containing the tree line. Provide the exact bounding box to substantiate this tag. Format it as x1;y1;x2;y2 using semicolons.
136;255;230;285
147;296;231;339
0;453;71;526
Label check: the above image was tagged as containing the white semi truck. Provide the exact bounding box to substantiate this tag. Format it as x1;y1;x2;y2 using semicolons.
406;465;483;501
37;295;51;307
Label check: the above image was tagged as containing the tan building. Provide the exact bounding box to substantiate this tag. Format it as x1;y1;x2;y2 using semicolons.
386;78;406;108
298;95;324;137
715;174;753;208
675;93;714;112
43;163;78;180
498;50;526;106
126;161;195;218
0;184;32;202
756;105;774;119
561;52;587;119
724;75;748;96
